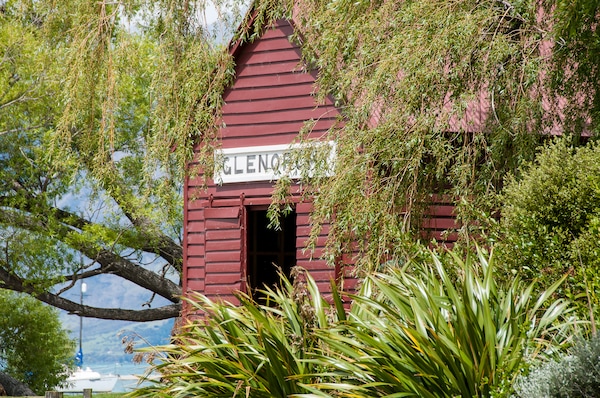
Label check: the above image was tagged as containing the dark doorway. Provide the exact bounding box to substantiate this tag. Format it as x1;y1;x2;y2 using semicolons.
246;208;296;300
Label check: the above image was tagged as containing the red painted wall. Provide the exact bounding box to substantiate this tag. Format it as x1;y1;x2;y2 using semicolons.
183;19;347;306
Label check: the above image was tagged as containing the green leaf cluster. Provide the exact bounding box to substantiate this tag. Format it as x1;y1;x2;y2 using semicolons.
0;290;75;394
497;138;600;313
271;0;551;266
131;249;573;397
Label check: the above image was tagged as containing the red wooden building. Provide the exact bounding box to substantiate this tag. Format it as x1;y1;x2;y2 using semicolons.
182;14;461;306
183;17;350;305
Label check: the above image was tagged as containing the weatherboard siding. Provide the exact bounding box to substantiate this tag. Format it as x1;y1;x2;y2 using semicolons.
183;17;460;311
183;18;344;306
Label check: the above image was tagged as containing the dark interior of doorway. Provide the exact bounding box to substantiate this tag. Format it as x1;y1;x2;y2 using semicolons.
246;208;296;302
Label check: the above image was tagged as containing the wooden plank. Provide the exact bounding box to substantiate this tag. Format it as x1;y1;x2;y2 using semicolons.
186;279;206;291
205;218;239;230
205;250;241;262
205;262;242;274
205;284;243;295
186;267;206;280
422;217;458;230
204;207;240;219
424;204;456;217
296;235;327;249
221;121;333;138
239;48;301;65
236;60;306;78
206;228;242;241
297;224;330;237
224;82;316;101
206;273;242;285
233;72;315;89
206;239;241;252
223;107;339;126
223;95;322;114
187;220;205;233
187;232;205;245
187;209;204;221
245;36;296;53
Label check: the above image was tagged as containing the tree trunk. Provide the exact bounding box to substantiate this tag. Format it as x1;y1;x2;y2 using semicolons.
0;372;35;396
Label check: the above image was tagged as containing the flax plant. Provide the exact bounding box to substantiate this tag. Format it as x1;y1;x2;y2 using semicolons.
130;267;344;398
301;249;573;398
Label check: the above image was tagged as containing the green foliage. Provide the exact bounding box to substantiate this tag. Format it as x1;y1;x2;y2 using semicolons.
130;267;344;397
131;249;573;397
497;138;600;313
274;0;551;267
305;248;572;398
0;290;75;394
514;334;600;398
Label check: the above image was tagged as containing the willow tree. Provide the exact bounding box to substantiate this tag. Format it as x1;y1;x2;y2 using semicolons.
263;0;600;270
1;0;598;319
0;0;246;321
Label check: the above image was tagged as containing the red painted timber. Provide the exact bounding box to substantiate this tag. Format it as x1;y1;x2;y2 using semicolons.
206;239;241;252
239;49;301;65
223;82;316;101
244;37;296;53
422;217;458;230
424;205;456;217
233;73;315;90
187;220;206;233
205;229;242;241
220;121;334;138
224;107;339;125
204;207;240;219
297;224;330;237
223;96;324;114
187;233;205;245
205;273;242;285
296;235;328;248
205;262;242;273
205;284;243;295
236;61;306;78
187;209;204;221
205;250;241;262
205;218;239;230
186;279;206;291
186;267;206;279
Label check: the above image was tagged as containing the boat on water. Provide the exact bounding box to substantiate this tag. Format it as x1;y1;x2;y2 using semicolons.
58;367;119;393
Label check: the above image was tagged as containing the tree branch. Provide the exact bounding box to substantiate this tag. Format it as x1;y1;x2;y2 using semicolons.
0;206;182;303
0;265;181;321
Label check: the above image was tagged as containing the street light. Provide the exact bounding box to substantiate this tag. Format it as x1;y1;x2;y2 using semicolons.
76;281;87;367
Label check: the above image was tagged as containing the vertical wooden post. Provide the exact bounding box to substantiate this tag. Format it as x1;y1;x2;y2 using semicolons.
83;388;93;398
45;392;63;398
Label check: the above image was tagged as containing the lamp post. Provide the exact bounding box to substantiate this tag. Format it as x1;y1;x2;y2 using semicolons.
77;281;87;367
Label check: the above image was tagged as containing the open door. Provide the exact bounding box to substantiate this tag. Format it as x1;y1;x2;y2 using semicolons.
246;208;296;301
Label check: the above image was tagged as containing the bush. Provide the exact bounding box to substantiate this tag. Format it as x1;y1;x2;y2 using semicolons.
132;249;574;398
497;138;600;313
129;267;344;397
514;334;600;398
307;248;572;398
0;290;75;394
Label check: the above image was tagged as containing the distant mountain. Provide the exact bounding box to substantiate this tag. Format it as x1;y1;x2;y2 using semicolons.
61;314;175;365
57;272;176;366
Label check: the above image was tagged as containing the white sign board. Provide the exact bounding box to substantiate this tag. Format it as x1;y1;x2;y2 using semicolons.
214;142;334;184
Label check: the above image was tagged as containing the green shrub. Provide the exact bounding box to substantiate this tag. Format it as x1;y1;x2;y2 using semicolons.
129;267;344;398
0;290;75;394
497;138;600;314
130;249;573;398
514;334;600;398
305;249;573;398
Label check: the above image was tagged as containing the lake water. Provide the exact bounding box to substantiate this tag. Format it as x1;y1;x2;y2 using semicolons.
83;362;156;393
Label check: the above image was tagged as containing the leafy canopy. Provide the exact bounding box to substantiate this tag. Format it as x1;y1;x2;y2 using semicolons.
0;290;75;394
